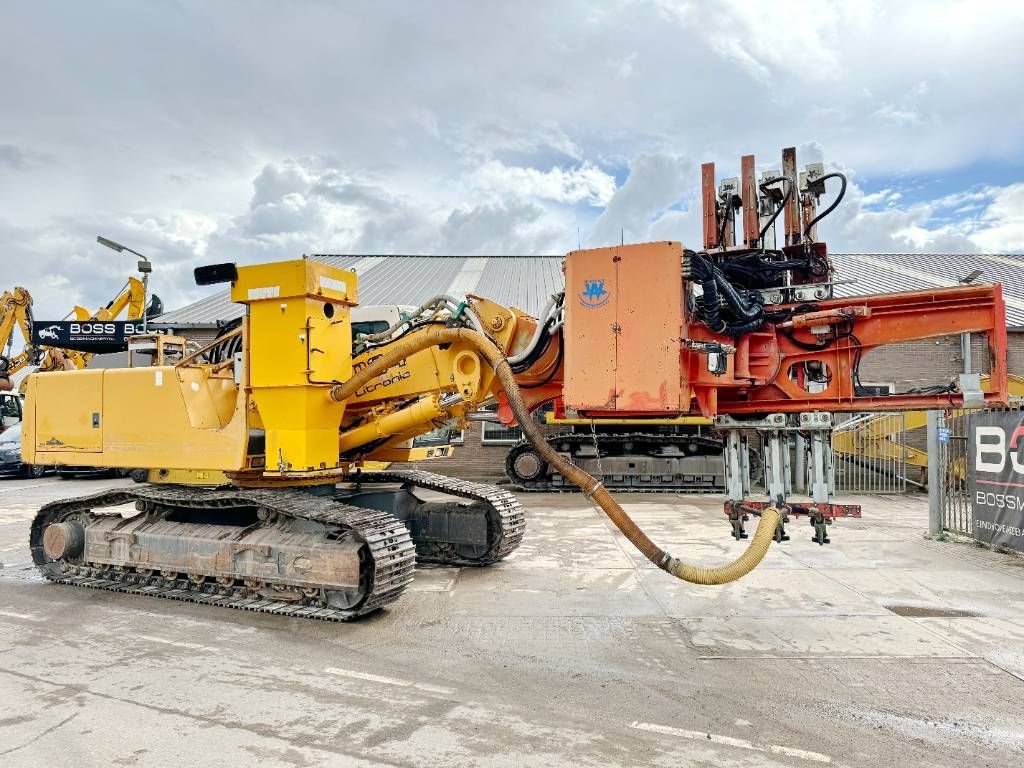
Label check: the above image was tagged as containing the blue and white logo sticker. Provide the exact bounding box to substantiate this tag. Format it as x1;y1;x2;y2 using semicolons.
579;279;609;308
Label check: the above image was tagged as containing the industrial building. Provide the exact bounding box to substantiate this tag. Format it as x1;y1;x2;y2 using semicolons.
152;252;1024;482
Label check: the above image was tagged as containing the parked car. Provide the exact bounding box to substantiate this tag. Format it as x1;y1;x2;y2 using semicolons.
57;467;127;479
0;427;48;479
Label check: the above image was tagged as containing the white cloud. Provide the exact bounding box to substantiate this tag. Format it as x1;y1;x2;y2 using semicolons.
468;161;616;207
657;0;851;83
207;157;579;269
616;52;639;80
820;175;1024;254
872;104;922;126
969;184;1024;252
590;153;696;245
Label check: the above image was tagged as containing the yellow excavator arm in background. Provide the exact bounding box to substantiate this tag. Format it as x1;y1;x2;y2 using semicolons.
832;374;1024;479
0;286;37;390
1;277;149;391
36;277;147;375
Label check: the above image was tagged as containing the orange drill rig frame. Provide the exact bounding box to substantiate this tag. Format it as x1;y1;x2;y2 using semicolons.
499;146;1006;545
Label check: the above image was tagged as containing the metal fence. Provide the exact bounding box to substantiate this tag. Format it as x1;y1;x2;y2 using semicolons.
930;410;972;536
930;405;1024;538
831;412;909;493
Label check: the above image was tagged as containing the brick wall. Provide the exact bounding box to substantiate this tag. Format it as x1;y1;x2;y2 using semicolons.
164;326;220;348
858;332;1018;392
396;422;518;481
860;335;970;392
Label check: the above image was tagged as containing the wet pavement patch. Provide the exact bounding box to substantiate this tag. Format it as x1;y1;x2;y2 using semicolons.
884;604;982;618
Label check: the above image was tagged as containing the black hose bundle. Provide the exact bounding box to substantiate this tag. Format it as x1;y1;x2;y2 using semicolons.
686;250;766;337
205;318;243;364
716;250;823;290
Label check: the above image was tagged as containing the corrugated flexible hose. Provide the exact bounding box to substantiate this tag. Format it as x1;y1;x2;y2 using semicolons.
331;326;779;585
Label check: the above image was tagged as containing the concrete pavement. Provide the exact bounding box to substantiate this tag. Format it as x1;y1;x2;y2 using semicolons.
1;476;1023;766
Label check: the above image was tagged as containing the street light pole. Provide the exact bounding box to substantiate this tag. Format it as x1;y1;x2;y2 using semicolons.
957;270;984;376
97;236;153;333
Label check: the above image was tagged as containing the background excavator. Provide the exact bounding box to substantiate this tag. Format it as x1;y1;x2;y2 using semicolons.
22;146;1009;621
831;374;1024;487
0;277;155;393
0;276;157;447
0;286;36;430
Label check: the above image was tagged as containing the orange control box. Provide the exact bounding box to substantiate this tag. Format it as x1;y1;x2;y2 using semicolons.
562;242;684;414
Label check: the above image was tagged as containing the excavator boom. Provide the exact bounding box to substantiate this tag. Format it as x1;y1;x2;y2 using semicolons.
0;286;36;390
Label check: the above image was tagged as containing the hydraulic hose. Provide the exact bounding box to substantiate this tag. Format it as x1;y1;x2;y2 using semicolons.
356;295;453;344
757;175;792;245
331;326;779;585
507;294;559;366
690;251;764;338
714;273;761;322
803;172;847;240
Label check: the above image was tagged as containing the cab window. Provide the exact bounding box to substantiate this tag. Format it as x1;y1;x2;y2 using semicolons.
0;397;21;419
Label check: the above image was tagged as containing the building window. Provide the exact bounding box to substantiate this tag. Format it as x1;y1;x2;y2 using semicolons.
450;429;465;445
482;422;523;445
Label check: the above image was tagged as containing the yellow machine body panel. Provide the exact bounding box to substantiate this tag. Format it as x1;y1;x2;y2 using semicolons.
21;258;432;480
24;365;248;469
31;370;104;452
236;260;358;474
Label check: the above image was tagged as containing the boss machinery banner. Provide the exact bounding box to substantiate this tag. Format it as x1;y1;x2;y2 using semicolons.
30;320;144;353
969;410;1024;553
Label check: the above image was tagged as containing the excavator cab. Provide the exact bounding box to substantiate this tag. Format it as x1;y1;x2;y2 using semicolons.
0;392;22;433
127;334;190;367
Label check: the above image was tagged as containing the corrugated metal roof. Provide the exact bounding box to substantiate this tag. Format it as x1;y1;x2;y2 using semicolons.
152;252;1024;328
152;255;566;326
832;253;1024;327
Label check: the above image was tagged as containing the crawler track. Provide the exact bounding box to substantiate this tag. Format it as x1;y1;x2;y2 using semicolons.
29;485;416;622
346;469;527;565
506;433;726;493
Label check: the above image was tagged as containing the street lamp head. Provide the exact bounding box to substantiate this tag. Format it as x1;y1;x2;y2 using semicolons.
97;234;153;332
97;234;151;270
959;269;984;284
97;235;125;253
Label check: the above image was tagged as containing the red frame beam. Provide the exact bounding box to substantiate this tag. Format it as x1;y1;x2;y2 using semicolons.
687;284;1008;415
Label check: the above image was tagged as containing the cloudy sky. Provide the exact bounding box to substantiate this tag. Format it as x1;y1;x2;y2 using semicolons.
2;0;1023;318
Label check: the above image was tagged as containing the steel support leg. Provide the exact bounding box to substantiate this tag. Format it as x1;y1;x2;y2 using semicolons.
763;430;791;542
724;430;750;539
716;412;856;545
807;428;833;544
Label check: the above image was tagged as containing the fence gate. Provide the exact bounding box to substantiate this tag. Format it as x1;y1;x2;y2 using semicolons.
930;410;972;536
831;412;909;493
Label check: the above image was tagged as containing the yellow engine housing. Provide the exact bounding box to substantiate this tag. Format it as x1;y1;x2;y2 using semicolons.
24;259;359;481
22;257;521;486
